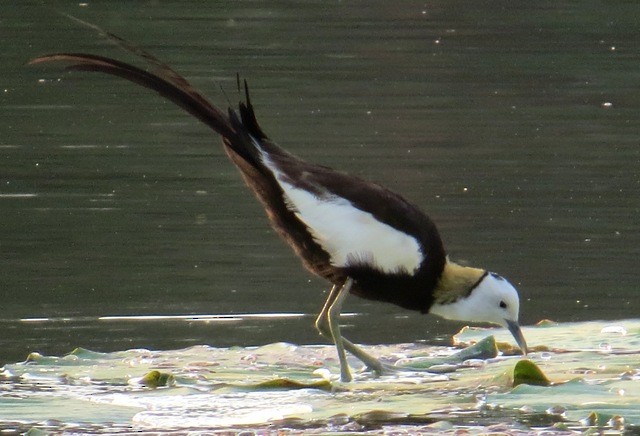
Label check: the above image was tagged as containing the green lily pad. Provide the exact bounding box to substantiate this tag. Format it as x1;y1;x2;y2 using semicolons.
513;359;551;387
396;334;498;370
67;348;108;359
580;411;625;429
25;428;50;436
352;409;437;426
5;319;640;432
140;370;176;388
241;377;332;392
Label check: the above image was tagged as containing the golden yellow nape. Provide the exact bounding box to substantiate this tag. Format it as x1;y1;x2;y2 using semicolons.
435;261;486;303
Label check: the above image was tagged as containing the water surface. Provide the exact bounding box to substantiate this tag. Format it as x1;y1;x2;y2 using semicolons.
2;320;639;433
1;1;639;365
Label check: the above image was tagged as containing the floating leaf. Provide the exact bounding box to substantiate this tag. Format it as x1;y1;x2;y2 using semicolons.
5;319;640;433
24;352;43;363
580;411;599;427
24;352;82;366
244;377;332;392
454;334;499;360
351;410;437;426
397;335;498;370
513;359;551;387
67;348;107;359
536;319;558;327
353;409;407;423
25;428;49;436
580;411;625;429
140;370;175;388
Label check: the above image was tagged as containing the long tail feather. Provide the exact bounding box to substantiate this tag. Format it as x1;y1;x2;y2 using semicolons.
63;14;204;102
29;53;236;139
28;38;344;285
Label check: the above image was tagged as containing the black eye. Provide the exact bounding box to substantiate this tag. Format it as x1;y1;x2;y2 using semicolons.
499;301;507;309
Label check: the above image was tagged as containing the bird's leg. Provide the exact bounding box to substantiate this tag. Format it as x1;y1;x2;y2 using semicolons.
315;278;387;381
314;283;341;337
336;334;387;375
316;281;353;380
322;278;352;382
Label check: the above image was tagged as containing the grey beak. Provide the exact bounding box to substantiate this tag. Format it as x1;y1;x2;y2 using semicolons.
505;319;528;355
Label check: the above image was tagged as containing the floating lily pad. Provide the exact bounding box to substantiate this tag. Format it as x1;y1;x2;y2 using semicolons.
140;370;176;388
67;347;108;359
243;377;332;391
513;359;551;387
4;319;640;433
395;334;498;370
536;319;559;327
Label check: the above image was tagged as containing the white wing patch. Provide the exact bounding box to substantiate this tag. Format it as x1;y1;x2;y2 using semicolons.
280;182;423;273
258;145;424;274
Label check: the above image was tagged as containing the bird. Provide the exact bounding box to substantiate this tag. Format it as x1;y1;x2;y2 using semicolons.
30;40;528;383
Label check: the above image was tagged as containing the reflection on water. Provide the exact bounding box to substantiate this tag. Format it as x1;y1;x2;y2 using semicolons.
1;1;640;365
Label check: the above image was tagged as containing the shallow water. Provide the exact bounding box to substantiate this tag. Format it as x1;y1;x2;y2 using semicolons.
2;319;639;433
1;1;640;431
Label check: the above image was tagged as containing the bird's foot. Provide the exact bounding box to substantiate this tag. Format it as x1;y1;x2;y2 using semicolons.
363;360;397;377
340;366;353;383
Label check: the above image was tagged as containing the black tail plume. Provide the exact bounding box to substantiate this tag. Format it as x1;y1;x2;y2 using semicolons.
239;79;268;141
29;19;273;176
29;53;237;140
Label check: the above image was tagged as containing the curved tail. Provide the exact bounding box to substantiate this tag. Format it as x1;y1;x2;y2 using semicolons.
28;48;335;279
29;52;266;174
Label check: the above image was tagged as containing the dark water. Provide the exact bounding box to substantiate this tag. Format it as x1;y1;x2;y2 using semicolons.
1;1;639;364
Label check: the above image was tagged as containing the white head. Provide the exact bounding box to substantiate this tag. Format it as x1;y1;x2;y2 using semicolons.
431;266;528;354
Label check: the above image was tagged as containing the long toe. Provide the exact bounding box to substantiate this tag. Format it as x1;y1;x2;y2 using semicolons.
363;360;396;377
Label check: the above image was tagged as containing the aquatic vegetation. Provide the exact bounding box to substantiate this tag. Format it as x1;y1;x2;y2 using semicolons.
1;319;639;433
512;360;551;387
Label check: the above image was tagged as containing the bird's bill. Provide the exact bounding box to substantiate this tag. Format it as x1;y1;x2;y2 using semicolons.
505;319;528;355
